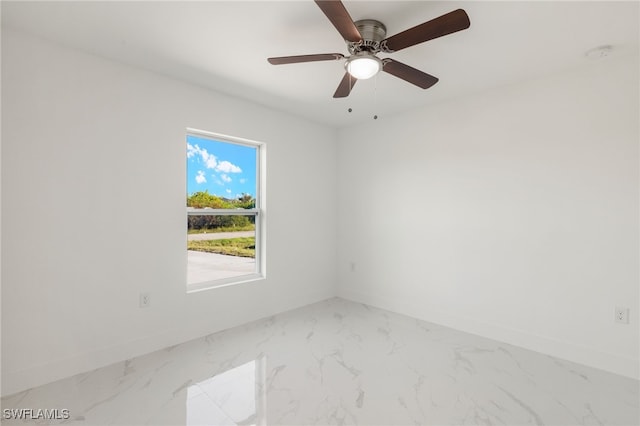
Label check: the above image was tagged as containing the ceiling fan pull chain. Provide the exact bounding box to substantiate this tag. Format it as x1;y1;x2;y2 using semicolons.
373;73;379;120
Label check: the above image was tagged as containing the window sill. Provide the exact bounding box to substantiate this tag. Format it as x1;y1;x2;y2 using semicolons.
186;273;265;294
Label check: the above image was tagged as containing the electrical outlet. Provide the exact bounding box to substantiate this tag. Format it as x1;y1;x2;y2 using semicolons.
140;292;151;308
615;307;629;324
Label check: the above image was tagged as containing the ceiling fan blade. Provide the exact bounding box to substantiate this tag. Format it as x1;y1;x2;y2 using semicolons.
333;72;357;98
382;59;439;89
382;9;470;52
268;53;345;65
315;0;362;43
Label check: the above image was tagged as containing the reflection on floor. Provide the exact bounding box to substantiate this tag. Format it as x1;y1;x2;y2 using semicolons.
187;359;263;425
2;298;638;425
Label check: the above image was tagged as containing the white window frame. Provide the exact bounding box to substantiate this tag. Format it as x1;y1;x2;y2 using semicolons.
186;128;266;293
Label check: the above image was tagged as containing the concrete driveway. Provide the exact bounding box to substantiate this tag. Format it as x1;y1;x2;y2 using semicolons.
187;230;256;284
187;250;255;283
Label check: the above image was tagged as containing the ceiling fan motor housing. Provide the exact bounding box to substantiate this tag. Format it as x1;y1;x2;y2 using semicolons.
348;19;387;54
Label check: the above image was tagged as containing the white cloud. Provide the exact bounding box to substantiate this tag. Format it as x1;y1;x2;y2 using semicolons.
186;143;197;158
220;174;232;183
215;161;242;173
205;156;217;169
195;170;207;184
225;189;232;194
239;178;247;184
187;143;217;169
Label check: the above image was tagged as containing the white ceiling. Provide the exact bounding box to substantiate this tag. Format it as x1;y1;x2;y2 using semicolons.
2;1;639;128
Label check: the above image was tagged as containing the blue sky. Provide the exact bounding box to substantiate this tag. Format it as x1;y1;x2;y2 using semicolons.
187;135;256;198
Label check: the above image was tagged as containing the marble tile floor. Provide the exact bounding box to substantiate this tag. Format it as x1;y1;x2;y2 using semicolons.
2;298;638;425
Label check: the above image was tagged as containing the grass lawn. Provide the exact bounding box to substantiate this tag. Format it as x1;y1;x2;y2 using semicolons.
187;225;255;234
187;237;255;258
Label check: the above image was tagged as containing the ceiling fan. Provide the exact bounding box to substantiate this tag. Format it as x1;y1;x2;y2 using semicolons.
268;1;471;98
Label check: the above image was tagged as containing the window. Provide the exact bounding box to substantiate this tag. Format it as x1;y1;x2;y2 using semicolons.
186;129;264;291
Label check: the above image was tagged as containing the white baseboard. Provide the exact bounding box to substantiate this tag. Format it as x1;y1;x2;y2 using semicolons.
338;289;639;380
4;291;636;397
2;328;183;397
2;293;335;397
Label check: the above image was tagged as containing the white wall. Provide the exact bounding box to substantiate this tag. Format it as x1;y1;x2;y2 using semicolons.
1;29;338;396
337;53;639;379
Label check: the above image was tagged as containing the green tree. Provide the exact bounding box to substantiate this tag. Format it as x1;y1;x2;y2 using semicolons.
187;191;232;209
233;193;255;209
187;191;255;231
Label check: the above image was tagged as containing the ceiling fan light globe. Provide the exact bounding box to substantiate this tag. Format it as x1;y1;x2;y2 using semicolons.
346;55;381;80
